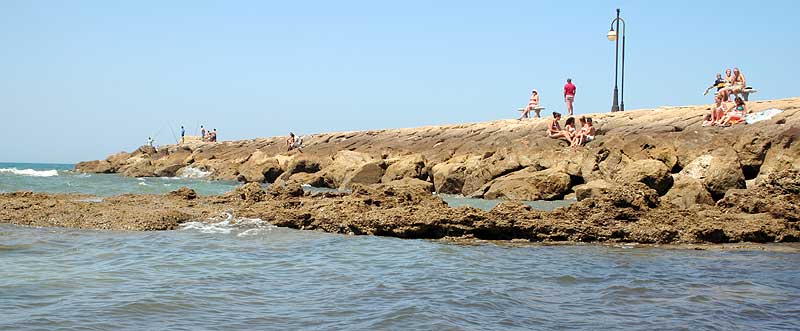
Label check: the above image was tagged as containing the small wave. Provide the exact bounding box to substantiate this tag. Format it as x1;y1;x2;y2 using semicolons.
180;213;275;236
177;167;212;179
0;168;59;177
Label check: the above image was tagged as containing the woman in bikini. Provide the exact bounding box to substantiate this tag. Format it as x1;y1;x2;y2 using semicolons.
520;90;540;120
570;116;588;147
719;96;747;126
562;117;577;142
547;112;565;139
707;94;727;126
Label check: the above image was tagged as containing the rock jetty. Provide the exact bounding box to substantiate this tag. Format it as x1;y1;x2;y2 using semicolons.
1;98;797;244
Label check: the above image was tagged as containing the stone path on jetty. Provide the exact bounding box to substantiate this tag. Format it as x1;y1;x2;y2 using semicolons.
1;98;798;244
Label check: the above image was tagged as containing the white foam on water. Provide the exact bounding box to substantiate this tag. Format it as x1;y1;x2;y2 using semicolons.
177;167;213;179
180;213;275;236
0;168;59;177
138;182;148;186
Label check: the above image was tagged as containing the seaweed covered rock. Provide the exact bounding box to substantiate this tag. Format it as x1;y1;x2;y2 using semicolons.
717;169;800;221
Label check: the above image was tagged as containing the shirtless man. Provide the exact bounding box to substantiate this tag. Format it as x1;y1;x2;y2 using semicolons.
519;89;540;120
729;67;747;97
564;78;576;115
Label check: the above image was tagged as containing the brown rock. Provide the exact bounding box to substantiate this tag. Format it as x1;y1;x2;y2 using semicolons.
75;160;113;173
662;175;714;209
573;179;615;201
342;161;385;188
168;187;197;200
483;168;571;200
234;182;267;202
617;159;673;195
381;154;427;182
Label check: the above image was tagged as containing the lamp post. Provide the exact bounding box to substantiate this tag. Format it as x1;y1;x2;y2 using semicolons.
607;9;626;112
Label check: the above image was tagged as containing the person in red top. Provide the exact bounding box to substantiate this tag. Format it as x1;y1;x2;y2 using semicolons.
563;78;576;115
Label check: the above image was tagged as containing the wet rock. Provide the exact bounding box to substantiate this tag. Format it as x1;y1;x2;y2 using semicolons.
154;164;184;177
717;169;800;221
168;187;197;200
75;160;113;173
235;182;267;202
266;182;305;198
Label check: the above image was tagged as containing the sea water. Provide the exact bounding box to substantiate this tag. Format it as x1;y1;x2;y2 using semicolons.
1;163;799;330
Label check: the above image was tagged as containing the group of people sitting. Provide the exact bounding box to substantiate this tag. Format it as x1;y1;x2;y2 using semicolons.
704;68;747;100
703;94;748;127
702;67;750;127
546;112;595;147
200;126;218;142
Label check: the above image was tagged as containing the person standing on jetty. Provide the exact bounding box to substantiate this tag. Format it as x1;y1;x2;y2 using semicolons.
564;78;576;115
200;125;206;142
180;126;185;144
519;89;540;120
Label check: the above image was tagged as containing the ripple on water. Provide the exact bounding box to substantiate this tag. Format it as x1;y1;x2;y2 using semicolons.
1;224;799;330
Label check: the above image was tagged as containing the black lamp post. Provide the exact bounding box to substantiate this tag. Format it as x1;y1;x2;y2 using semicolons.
607;9;626;112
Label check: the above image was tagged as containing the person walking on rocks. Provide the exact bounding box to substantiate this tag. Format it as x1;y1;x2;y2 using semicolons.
180;126;185;144
564;78;576;115
200;125;206;142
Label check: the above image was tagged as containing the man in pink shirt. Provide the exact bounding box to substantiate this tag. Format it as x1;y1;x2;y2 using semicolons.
564;78;576;115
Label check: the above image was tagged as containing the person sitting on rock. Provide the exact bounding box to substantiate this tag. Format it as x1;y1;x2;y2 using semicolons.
571;116;595;147
547;112;566;139
706;94;727;126
519;89;540;120
287;132;303;152
703;73;728;96
562;116;577;142
719;96;747;126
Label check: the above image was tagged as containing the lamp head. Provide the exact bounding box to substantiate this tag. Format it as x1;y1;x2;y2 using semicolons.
607;29;617;41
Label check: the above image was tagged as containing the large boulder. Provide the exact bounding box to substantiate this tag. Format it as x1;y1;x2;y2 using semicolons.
120;159;155;177
342;161;385;188
482;168;571;201
318;151;374;188
239;158;283;183
431;162;467;194
679;150;746;201
617;159;673;195
461;151;533;195
662;175;714;209
154;164;184;177
75;160;113;173
276;157;323;183
381;154;427;182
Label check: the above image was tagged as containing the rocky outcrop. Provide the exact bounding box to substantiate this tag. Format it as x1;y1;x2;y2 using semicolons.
74;98;800;205
5;169;799;244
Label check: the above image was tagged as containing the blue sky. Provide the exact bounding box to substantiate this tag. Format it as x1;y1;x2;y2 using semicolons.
1;0;798;163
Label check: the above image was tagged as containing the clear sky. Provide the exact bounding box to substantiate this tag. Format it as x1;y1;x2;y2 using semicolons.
1;0;798;163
